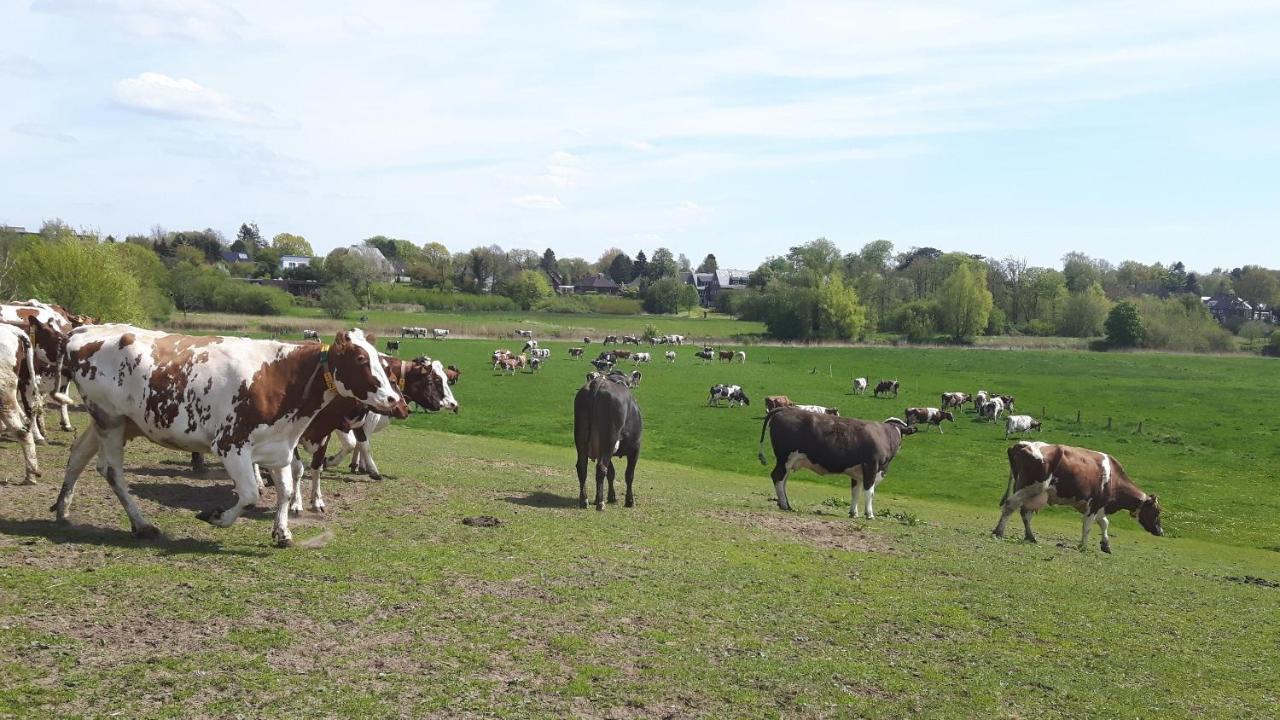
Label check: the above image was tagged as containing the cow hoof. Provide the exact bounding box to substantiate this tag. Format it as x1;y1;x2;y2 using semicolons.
607;496;617;505
1101;543;1112;554
1024;535;1037;544
195;508;220;523
991;529;1004;539
624;499;634;508
368;473;382;482
132;524;161;539
273;534;293;549
594;503;604;511
312;504;327;514
20;477;38;486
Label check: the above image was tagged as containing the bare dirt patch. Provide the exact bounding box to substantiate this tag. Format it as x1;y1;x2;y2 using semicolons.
708;511;894;554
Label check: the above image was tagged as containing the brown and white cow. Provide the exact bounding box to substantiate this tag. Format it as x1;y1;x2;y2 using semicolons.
993;441;1163;553
905;407;954;432
0;325;42;483
940;392;969;410
1;300;84;434
764;395;793;412
758;408;916;517
52;326;407;547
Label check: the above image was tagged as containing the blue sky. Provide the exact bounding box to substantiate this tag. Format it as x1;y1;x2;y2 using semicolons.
2;0;1278;272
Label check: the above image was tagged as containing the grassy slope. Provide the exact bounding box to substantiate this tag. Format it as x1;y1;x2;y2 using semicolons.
2;427;1277;718
392;338;1280;550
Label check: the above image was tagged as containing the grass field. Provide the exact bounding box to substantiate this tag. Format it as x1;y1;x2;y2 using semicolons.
2;332;1278;717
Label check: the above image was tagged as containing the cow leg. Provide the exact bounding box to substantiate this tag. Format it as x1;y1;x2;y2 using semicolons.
594;460;607;511
771;462;792;511
864;464;882;519
267;464;297;547
196;454;260;529
97;424;159;538
32;410;47;444
576;453;589;509
1097;514;1112;553
325;431;356;469
191;452;207;474
849;475;862;519
18;419;40;484
605;457;618;504
52;424;99;521
57;396;73;432
994;482;1048;539
1079;510;1099;551
306;439;328;514
623;451;637;507
359;441;381;480
1019;509;1037;543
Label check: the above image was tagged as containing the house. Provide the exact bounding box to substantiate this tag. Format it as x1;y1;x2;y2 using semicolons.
681;271;716;305
574;274;620;295
683;268;751;306
1203;294;1269;326
280;255;314;270
220;250;251;265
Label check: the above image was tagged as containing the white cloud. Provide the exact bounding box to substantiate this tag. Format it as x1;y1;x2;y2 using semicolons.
0;55;48;79
624;140;654;151
513;194;562;210
12;122;78;144
112;72;269;125
32;0;245;42
543;151;584;188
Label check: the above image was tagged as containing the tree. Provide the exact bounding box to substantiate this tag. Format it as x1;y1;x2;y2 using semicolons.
697;253;718;273
540;248;558;273
559;257;591;284
642;277;687;314
319;283;357;319
325;248;380;301
607;252;634;284
631;250;648;281
762;286;821;341
1239;320;1269;350
1057;283;1112;337
113;242;174;321
1233;266;1279;308
815;274;867;340
677;253;692;273
935;263;993;341
1105;301;1145;348
787;238;841;283
677;282;699;314
505;270;553;310
236;223;264;256
11;238;146;323
648;248;678;280
272;232;313;257
595;247;624;274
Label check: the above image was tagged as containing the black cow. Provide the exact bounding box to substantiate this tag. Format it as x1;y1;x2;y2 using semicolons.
757;408;916;518
591;358;614;372
573;373;643;510
385;340;400;352
874;380;900;398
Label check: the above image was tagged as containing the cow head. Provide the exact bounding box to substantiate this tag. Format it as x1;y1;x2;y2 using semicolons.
825;407;840;416
402;357;459;413
25;316;67;369
941;411;954;423
885;417;919;436
736;390;750;406
327;329;409;418
445;365;460;385
1134;495;1163;536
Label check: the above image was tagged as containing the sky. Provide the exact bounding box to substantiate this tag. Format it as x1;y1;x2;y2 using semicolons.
2;0;1279;272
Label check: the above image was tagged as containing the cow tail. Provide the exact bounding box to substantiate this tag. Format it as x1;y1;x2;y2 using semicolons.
50;352;72;405
19;335;38;421
757;410;775;465
1000;465;1015;507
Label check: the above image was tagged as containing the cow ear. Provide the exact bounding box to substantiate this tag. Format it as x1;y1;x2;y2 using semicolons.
365;331;377;344
333;330;351;347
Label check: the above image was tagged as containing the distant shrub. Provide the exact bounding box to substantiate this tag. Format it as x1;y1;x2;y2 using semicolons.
534;295;594;313
594;296;644;315
1022;319;1057;337
211;281;293;315
1133;295;1232;352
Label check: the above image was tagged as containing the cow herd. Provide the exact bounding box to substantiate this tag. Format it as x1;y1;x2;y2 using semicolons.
0;306;1164;555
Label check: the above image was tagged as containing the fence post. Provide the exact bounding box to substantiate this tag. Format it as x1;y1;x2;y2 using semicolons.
1041;405;1046;419
1107;417;1112;430
1076;409;1081;424
1136;421;1144;434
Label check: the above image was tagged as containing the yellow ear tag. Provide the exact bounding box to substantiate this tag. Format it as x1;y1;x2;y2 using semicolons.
397;375;406;390
319;344;337;392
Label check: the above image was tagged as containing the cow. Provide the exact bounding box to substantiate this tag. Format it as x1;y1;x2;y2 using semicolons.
614;349;632;360
998;394;1016;410
1004;415;1042;438
574;373;643;510
52;327;407;547
603;335;619;345
522;340;539;353
385;340;400;353
531;347;551;360
0;325;41;484
794;404;840;416
596;351;617;363
718;350;734;363
591;358;614;372
734;351;747;363
516;330;533;338
629;370;642;387
296;356;458;511
303;329;320;341
529;358;542;372
852;377;868;395
633;352;651;363
940;392;970;410
974;391;989;412
695;350;714;363
979;397;1006;422
905;407;954;432
492;350;513;369
994;442;1164;553
765;395;793;412
873;380;900;398
432;328;450;339
582;337;592;344
1;302;77;436
622;335;640;345
669;335;685;345
664;351;677;362
757;409;917;517
444;365;461;385
707;384;750;407
569;347;585;359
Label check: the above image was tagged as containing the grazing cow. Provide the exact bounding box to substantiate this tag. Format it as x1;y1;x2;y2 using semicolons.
669;334;685;345
794;404;840;416
707;384;750;407
54;327;407;546
695;350;714;363
974;391;989;411
591;358;614;372
852;377;868;395
979;397;1006;422
444;365;460;385
758;409;916;517
1004;415;1042;438
297;356;458;511
994;442;1164;553
734;351;747;363
583;337;592;344
622;335;640;345
765;395;793;412
530;347;551;359
492;349;513;369
432;328;450;339
596;351;617;363
385;340;400;353
633;352;651;363
574;373;643;510
874;380;900;398
569;347;585;359
603;335;619;345
614;349;632;360
516;330;533;338
497;356;521;375
940;392;970;410
998;394;1016;410
0;325;41;483
717;350;734;363
303;329;320;341
529;358;542;372
905;407;954;432
664;351;676;362
630;370;642;386
522;340;539;353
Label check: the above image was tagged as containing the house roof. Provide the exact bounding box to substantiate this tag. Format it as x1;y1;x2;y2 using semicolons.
576;274;619;289
715;269;750;287
220;250;251;264
280;255;313;263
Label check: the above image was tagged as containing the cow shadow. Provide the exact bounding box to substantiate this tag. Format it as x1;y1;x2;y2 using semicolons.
0;518;265;557
130;481;273;518
503;491;580;509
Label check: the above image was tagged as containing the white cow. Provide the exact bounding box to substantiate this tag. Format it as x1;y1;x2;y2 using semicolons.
980;397;1006;422
1;299;82;434
852;377;868;394
634;352;651;363
1004;415;1042;438
664;351;677;362
432;328;449;338
53;326;407;547
0;325;41;483
734;351;746;363
793;404;839;415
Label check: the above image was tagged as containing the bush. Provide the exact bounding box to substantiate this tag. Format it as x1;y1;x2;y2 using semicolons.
1129;296;1233;352
320;283;358;319
1022;319;1057;337
504;270;553;310
211;281;293;315
643;277;687;314
534;295;595;314
11;239;148;323
763;286;820;341
1105;302;1144;348
594;296;644;315
890;301;936;342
